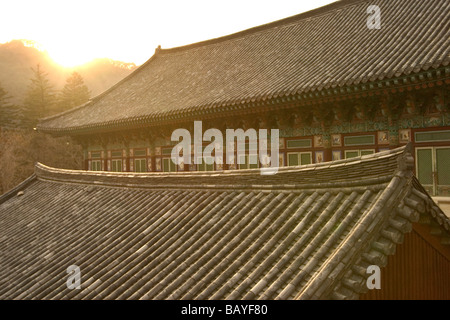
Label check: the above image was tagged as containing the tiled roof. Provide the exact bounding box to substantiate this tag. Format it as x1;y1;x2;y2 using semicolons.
37;0;450;134
1;145;449;299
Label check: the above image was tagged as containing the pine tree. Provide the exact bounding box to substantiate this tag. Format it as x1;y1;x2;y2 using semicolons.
0;84;11;126
23;64;56;126
0;83;21;127
58;71;90;111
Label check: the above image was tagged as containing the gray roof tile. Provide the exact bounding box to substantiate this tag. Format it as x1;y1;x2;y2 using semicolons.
0;145;449;299
37;0;450;134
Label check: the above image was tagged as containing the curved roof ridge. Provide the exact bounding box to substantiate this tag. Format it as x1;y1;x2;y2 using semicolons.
34;145;407;189
3;143;449;300
38;100;93;123
38;0;360;129
37;0;450;135
0;173;37;204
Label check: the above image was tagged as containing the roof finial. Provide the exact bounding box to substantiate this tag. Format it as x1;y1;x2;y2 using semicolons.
397;142;414;173
155;45;161;54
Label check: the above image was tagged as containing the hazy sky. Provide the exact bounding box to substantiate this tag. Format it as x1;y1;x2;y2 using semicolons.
1;0;336;66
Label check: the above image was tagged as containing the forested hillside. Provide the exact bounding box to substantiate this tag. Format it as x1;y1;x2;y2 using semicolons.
0;40;139;194
0;40;137;105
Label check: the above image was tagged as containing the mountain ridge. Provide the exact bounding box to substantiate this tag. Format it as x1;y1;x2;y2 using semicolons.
0;40;139;105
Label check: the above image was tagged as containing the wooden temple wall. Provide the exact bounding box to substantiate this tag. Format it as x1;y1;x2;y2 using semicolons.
360;226;450;300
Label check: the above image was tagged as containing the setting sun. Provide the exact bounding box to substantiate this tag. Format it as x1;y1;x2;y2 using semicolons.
0;0;334;66
20;39;90;68
45;45;97;68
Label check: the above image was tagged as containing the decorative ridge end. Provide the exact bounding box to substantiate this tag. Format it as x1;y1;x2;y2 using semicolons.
397;142;414;173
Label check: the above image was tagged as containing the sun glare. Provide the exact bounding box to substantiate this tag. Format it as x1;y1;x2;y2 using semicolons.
46;46;94;68
13;39;95;68
1;0;336;68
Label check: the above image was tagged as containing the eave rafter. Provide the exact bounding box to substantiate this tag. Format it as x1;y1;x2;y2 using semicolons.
39;66;450;138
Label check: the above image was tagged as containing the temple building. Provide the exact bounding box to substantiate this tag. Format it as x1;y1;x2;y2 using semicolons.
37;0;450;200
0;0;449;300
0;145;449;299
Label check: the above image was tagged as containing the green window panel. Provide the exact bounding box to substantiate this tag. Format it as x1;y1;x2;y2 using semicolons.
360;150;375;156
415;131;450;143
287;139;312;148
436;148;450;186
288;152;311;166
238;155;259;169
345;149;375;159
344;135;375;146
288;153;299;166
112;159;122;172
417;149;433;185
111;151;122;157
237;142;258;151
91;152;101;159
135;159;147;172
91;160;101;171
300;153;311;165
163;158;176;172
345;151;359;159
134;150;146;157
249;155;259;169
163;158;169;172
162;148;173;155
238;155;247;170
198;157;214;171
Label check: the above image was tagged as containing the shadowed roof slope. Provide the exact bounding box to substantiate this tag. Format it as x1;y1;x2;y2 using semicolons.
0;145;449;299
37;0;450;134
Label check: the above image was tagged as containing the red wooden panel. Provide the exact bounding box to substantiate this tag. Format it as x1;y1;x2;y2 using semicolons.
360;227;450;300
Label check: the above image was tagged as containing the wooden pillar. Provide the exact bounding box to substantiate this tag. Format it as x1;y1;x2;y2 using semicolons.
322;131;332;162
